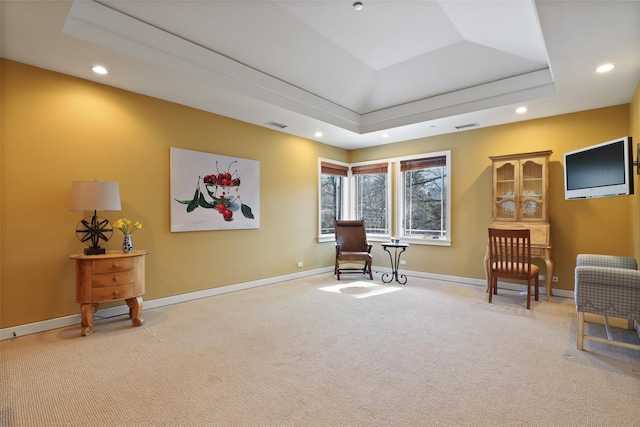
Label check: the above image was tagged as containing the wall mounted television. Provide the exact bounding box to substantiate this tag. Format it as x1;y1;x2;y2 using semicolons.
564;136;634;200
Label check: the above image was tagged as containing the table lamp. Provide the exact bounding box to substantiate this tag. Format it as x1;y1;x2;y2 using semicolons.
70;180;122;255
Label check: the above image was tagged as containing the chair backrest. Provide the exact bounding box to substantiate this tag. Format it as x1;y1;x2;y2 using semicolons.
488;227;532;277
335;220;369;252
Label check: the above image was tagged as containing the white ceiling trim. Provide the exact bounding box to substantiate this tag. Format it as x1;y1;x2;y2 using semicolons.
360;68;555;133
63;0;362;133
63;0;556;136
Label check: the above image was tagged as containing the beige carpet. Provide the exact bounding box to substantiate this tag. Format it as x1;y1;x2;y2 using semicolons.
1;273;639;426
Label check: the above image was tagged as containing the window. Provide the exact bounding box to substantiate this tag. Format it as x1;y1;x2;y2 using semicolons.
319;152;450;245
319;161;348;236
352;163;389;235
397;152;451;244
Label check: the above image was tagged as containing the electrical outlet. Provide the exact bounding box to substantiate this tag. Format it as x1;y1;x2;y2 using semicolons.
552;276;559;282
538;275;545;281
297;261;303;268
400;260;407;265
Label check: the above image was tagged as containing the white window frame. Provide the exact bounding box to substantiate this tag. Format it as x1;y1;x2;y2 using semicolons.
318;158;350;242
350;160;392;241
318;153;450;246
395;150;452;246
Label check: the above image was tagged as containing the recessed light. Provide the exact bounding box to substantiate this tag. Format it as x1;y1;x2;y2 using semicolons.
91;65;108;75
596;63;615;73
353;2;363;11
382;133;389;138
315;131;323;137
516;107;528;114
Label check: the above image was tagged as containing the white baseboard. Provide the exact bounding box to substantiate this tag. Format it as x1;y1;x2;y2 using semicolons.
371;265;574;299
0;267;333;341
0;265;572;341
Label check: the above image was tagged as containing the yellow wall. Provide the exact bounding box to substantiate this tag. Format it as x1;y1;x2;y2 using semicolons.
0;60;346;328
352;106;633;289
1;58;636;329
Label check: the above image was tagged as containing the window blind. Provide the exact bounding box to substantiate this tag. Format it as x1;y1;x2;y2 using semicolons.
351;163;388;175
321;162;348;177
400;156;446;172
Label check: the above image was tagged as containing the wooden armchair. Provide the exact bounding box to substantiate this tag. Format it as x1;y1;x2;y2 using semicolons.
334;220;373;280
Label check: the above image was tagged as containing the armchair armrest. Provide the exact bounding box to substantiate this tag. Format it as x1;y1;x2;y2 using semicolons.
576;254;637;270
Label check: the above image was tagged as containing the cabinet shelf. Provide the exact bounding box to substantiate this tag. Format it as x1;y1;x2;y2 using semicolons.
490;151;551;223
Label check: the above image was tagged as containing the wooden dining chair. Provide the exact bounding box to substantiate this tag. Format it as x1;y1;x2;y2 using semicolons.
488;227;539;309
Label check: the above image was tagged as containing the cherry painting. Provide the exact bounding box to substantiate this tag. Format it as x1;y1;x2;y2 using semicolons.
170;148;260;232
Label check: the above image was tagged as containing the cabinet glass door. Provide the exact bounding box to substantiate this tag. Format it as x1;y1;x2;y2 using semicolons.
520;160;544;220
494;162;516;220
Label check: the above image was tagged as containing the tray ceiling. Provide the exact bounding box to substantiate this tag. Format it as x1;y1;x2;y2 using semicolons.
2;1;639;149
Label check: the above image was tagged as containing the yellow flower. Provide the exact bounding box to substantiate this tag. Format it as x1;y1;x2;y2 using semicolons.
114;218;142;235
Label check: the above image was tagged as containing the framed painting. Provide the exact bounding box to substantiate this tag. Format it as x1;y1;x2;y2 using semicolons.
170;147;260;232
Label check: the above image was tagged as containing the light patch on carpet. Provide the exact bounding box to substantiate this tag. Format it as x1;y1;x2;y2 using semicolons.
319;281;402;298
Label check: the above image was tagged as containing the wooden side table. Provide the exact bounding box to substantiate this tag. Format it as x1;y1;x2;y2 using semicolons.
70;250;149;336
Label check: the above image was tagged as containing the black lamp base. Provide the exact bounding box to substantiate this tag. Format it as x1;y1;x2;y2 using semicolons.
84;247;106;255
76;211;113;256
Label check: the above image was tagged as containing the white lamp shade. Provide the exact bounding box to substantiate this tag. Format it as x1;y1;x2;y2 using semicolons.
70;180;122;212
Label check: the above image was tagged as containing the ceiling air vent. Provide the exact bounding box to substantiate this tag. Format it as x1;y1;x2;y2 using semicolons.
455;122;479;130
266;121;287;129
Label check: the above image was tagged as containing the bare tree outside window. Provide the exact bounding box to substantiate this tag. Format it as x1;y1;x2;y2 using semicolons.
320;174;343;234
355;174;388;234
403;164;447;238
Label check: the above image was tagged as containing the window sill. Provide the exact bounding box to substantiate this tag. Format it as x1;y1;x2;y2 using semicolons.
397;237;451;247
319;235;450;247
318;235;335;243
319;235;393;243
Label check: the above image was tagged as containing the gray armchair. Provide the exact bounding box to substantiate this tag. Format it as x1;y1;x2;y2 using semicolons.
574;254;640;351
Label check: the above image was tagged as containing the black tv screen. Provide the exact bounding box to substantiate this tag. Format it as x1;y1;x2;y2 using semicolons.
564;136;633;200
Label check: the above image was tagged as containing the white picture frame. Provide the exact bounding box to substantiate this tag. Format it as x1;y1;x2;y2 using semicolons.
170;147;260;232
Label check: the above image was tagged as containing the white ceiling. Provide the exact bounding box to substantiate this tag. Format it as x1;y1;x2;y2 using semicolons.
2;0;639;150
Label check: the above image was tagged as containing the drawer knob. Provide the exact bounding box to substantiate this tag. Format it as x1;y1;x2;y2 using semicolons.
113;290;119;297
112;276;118;282
112;263;119;268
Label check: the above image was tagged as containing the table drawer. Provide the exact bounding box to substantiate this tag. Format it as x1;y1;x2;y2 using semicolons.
93;270;136;287
531;247;545;257
93;257;135;274
93;284;135;301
